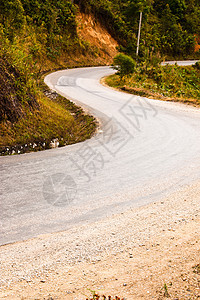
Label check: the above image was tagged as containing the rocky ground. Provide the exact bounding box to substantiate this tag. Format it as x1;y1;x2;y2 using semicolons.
0;180;200;299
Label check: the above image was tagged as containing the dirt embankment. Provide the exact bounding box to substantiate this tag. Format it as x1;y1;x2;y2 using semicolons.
76;12;118;64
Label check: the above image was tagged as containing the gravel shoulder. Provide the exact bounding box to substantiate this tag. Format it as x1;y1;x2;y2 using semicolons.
0;179;200;299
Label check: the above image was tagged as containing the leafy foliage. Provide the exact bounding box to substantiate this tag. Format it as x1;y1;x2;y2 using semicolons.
0;57;38;122
0;0;200;61
76;0;200;59
21;0;77;38
113;53;136;78
107;62;200;104
0;0;25;40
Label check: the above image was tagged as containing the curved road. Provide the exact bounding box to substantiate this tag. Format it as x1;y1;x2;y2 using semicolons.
1;66;200;245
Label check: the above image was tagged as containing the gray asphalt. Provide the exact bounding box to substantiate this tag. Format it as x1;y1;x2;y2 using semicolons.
161;60;199;66
1;66;200;246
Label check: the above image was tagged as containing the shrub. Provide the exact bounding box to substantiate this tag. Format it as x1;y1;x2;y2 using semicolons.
113;53;136;79
194;61;200;70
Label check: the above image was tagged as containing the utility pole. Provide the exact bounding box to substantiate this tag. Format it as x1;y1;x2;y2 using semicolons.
136;11;142;57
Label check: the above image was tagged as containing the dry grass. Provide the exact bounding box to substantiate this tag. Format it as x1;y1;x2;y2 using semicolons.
0;86;97;154
105;64;200;107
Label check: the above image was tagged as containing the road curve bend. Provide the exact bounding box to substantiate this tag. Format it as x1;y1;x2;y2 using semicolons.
1;66;200;245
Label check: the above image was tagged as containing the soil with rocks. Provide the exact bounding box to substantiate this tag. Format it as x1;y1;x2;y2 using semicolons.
0;180;200;299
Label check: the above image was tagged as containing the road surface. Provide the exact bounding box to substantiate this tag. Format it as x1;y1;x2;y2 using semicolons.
1;66;200;245
161;60;199;66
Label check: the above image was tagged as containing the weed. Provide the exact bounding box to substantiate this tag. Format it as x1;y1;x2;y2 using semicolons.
163;283;170;298
106;63;200;106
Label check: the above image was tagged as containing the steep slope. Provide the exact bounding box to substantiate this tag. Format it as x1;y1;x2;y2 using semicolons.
0;5;118;154
0;57;38;123
76;12;118;63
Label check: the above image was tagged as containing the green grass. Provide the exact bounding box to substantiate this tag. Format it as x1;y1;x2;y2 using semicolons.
0;84;97;155
105;64;200;106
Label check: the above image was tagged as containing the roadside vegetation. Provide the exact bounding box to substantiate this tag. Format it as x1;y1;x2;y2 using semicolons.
106;56;200;106
0;0;99;155
0;37;97;155
0;85;96;155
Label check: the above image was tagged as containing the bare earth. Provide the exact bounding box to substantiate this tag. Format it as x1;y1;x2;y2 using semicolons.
0;179;200;299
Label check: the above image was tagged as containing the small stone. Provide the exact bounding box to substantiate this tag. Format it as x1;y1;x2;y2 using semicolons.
182;278;187;281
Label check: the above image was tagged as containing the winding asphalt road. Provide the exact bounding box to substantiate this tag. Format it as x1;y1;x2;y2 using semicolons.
1;66;200;246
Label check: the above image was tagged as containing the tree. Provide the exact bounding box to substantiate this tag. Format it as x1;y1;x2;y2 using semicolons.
159;4;195;57
0;0;25;39
153;0;186;18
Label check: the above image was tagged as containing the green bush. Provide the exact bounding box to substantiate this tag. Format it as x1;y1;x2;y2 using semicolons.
113;53;136;79
194;61;200;70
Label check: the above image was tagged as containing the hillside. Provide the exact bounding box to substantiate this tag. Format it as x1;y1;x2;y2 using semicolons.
76;0;200;58
0;58;38;123
0;2;118;154
0;0;200;153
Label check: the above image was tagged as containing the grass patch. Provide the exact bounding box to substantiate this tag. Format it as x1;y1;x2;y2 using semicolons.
105;63;200;106
0;81;97;155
